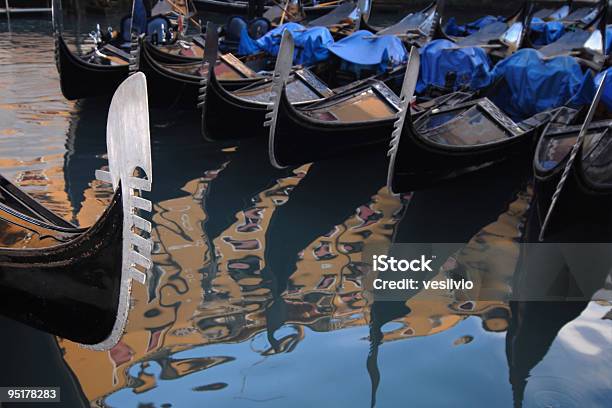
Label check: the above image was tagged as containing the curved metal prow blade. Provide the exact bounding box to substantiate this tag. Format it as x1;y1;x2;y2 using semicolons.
92;72;153;350
386;47;421;194
358;0;372;24
538;71;607;241
51;0;63;33
198;21;219;109
266;29;295;169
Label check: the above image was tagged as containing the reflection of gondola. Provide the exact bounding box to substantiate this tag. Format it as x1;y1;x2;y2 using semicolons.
266;2;533;168
202;2;438;141
506;301;589;407
0;73;153;349
192;0;338;16
388;3;608;193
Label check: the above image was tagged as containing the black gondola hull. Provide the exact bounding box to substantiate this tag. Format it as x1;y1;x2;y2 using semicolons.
56;35;129;100
531;163;612;242
0;191;124;345
202;70;269;141
390;118;538;192
271;88;395;167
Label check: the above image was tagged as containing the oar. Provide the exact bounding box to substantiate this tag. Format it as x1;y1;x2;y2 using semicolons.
315;0;343;7
538;71;607;241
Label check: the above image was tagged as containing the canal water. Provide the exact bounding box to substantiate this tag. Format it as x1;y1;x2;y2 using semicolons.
0;12;611;408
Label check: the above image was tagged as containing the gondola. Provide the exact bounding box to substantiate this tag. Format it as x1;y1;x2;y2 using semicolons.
531;0;571;20
147;1;361;66
201;2;438;141
140;0;367;106
387;0;608;193
266;1;534;168
52;0;135;100
53;0;202;100
192;0;339;16
0;73;153;350
358;0;437;40
524;0;605;48
139;35;266;104
55;33;132;101
528;72;612;242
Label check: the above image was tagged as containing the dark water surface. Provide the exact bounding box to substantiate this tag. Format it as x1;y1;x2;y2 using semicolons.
0;15;611;408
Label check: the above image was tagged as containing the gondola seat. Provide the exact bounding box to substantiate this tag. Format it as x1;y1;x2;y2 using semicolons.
248;17;272;40
221;15;249;53
147;15;173;44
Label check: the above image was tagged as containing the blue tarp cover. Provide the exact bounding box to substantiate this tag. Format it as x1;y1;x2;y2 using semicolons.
445;15;502;37
133;0;148;35
596;68;612;111
416;39;491;93
480;49;592;121
327;30;407;72
238;22;333;66
530;17;565;46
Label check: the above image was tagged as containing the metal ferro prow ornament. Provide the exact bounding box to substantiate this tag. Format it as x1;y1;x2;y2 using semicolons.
198;21;220;110
92;72;153;350
387;47;420;195
266;29;296;169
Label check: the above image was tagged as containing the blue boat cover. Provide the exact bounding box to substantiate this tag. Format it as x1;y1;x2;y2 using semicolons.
445;15;503;37
327;31;407;72
238;22;334;66
530;17;565;46
133;0;148;35
147;16;169;43
596;68;612;111
416;39;491;93
480;49;592;121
